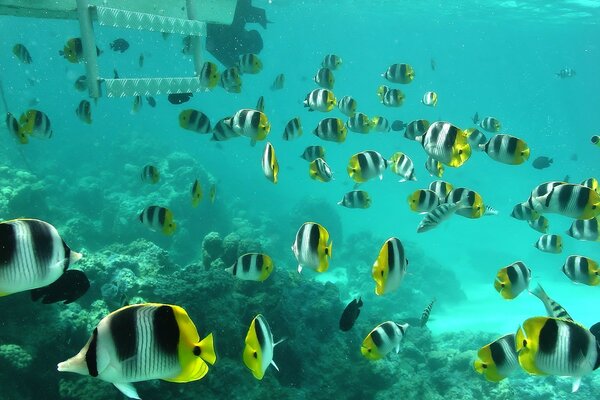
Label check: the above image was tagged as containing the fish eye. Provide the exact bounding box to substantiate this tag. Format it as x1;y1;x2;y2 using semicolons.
380;270;384;277
458;150;463;154
193;346;201;356
481;363;487;369
522;339;527;347
368;348;371;352
253;351;258;358
501;283;505;288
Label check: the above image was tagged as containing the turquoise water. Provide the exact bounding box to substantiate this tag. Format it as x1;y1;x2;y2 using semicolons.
1;1;599;399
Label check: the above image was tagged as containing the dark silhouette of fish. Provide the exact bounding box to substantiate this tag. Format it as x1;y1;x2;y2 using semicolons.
110;38;129;53
168;92;193;104
30;270;90;304
391;120;406;131
146;96;156;108
339;297;363;331
472;112;479;124
430;58;436;71
532;156;553;169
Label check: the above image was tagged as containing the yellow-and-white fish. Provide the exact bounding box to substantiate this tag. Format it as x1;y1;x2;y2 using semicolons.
479;116;501;132
445;188;485;218
191;179;202;207
338;190;371;209
238;53;262;74
377;85;404;107
243;314;284;380
220;67;242;93
199;61;219;89
300;145;325;162
361;321;409;360
291;222;332;273
371;116;390;132
322;54;342;70
227;109;271;144
226;253;274;282
282;117;302;141
528;215;549;234
562;255;599;286
261;142;279;184
346;112;373;134
347;150;388;183
473;334;518;382
372;237;408;295
271;73;284;91
211;117;240;142
304;89;336;112
139;206;176;236
425;156;444;177
404;119;430;141
567;217;599;241
141;165;160;184
511;202;540;221
421;91;437;106
407;189;440;213
314;67;335;89
75;100;92;124
382;63;414;84
534;234;563;254
494;261;531;299
389;152;416;182
530;183;600;220
313;117;347;143
464;128;488;149
309;158;333;182
428;180;453;201
480;134;530;165
337;95;357;117
416;121;471;167
6;112;27;144
179;109;211;134
19;109;53;139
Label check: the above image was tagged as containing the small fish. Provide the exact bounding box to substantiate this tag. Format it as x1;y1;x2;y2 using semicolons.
146;96;156;108
12;43;32;64
238;53;263;74
179;109;211;134
479;116;501;132
425;156;444;178
562;255;599;286
75;100;92;124
347;150;388;183
243;314;283;380
6;112;27;144
404;119;429;140
567;217;599;241
226;253;274;282
419;299;435;327
377;85;404;107
59;38;101;63
138;53;144;67
291;222;332;273
529;284;573;321
271;73;285;90
338;190;371;209
139;206;176;235
140;165;159;184
581;177;599;194
534;234;563;254
339;297;363;331
209;183;217;204
168;92;193;105
227;109;271;144
445;188;485;219
191;179;203;207
282;117;302;141
511;201;540;221
322;54;342;70
407;189;440;213
219;67;242;93
346;112;373;134
313;117;347;143
109;38;129;53
382;63;415;84
472;112;479;124
416;121;471;167
132;95;142;113
262;142;279;184
19;109;53;139
422;91;438;107
480;134;530;165
530;183;600;220
113;68;120;79
304;88;336;112
428;180;453;202
211;117;240;141
371;116;390;132
464;128;487;149
337;96;357;117
74;75;87;92
416;200;465;233
58;303;216;399
494;261;531;299
473;334;518;382
389;152;416;182
391;120;407;132
182;35;193;55
314;67;335;89
555;68;576;78
199;62;220;90
309;158;333;182
300;145;325;162
528;215;550;234
372;237;408;295
532;156;553;169
361;321;409;360
592;135;600;147
256;96;265;113
430;58;436;71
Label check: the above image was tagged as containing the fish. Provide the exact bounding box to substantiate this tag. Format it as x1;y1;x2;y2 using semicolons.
532;156;553;169
472;112;479;124
494;261;531;300
211;117;240;141
179;109;211;134
19;109;53;139
389;152;416;182
12;43;32;64
479;116;501;132
391;120;407;132
511;202;540;221
408;189;440;213
109;38;129;52
313;117;347;143
219;67;242;93
337;95;357;117
339;297;363;331
346;112;373;134
416;121;471;167
57;303;216;399
534;234;563;254
304;88;337;112
425;156;444;178
377;85;405;107
262;142;279;184
562;255;600;286
445;188;485;219
361;321;409;360
226;109;271;144
238;53;263;74
59;38;101;63
581;177;599;194
191;179;203;207
422;91;438;107
256;96;265;113
271;73;285;90
322;54;342;70
473;334;519;382
417;200;467;233
528;215;550;234
567;217;599;241
527;181;566;208
347;150;388;183
113;69;120;79
372;237;408;295
404;119;430;141
199;61;220;89
516;317;599;392
139;206;176;236
314;67;335;89
282;117;302;141
483;206;499;216
419;299;435;327
530;183;600;220
430;58;436;71
243;314;283;380
182;35;194;55
555;68;576;78
0;218;87;303
338;190;371;209
132;95;142;113
592;135;600;146
300;145;325;162
480;134;530;165
309;158;333;182
529;284;573;321
6;112;27;144
381;63;415;84
167;92;193;105
464;128;487;149
371;116;390;132
138;53;144;68
226;253;274;282
428;180;453;202
209;183;217;204
146;96;156;108
291;222;332;273
141;165;160;184
74;75;87;92
75;100;92;124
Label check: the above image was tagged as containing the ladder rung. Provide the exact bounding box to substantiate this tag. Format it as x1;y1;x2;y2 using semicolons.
95;6;205;36
103;77;205;97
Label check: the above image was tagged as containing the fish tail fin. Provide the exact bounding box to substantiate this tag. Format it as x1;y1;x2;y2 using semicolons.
196;333;217;365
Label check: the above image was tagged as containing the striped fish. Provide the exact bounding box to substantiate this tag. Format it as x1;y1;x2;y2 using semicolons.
425;156;444;177
371;237;408;295
371;116;390;132
429;180;453;202
361;321;409;360
300;145;325;162
12;43;32;64
75;100;92;124
407;189;440;213
304;88;336;112
480;134;530;165
416;121;471;167
19;109;53;139
282;117;302;141
511;201;540;221
322;54;342;70
211;117;240;141
534;234;563;254
227;109;271;143
191;179;202;207
219;66;242;93
389;152;416;182
243;314;283;380
494;261;531;300
529;284;573;321
309;158;333;182
562;255;600;286
347;150;388;183
377;85;405;107
483;205;499;216
57;303;216;399
381;63;414;84
256;96;265;113
313;117;347;143
421;91;437;107
199;61;219;89
337;95;357;117
6;112;27;144
464;127;487;149
419;299;435;327
474;334;519;382
404;119;430;141
291;222;332;273
338;190;371;209
445;188;485;218
581;177;599;195
139;206;176;236
479;116;501;132
226;253;274;282
416;200;466;233
314;67;335;89
530;183;600;220
141;165;160;184
270;73;284;91
261;142;279;184
346;112;373;134
528;215;550;234
238;53;262;74
567;217;599;241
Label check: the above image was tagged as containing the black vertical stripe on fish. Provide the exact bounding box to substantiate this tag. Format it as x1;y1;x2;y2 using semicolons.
490;339;507;366
250;111;260;128
256;254;264;271
242;256;251;273
550;235;557;247
507;264;519;284
371;329;384;348
0;223;16;268
396;323;406;335
381;321;395;338
158;207;166;226
62;240;71;272
154;305;180;356
308;224;320;254
557;185;573;209
110;306;138;361
506;136;517;155
146;206;156;224
567;323;590;364
232;262;238;276
28;220;54;270
576;187;589;211
538;318;559;354
492;136;502;155
255;317;266;350
86;328;99;377
387;240;396;273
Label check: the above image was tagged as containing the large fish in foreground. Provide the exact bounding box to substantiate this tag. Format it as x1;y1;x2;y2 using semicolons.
291;222;332;273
